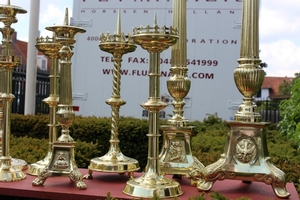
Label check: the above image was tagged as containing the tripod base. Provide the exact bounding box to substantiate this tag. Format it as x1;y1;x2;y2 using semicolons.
32;142;86;190
197;121;290;199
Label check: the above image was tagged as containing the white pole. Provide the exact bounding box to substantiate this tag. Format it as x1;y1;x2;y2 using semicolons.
25;0;40;115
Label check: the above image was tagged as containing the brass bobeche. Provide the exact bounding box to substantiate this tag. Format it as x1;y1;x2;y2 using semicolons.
123;15;183;199
0;0;27;181
32;8;87;189
84;10;140;180
159;0;205;186
27;35;61;176
197;0;290;198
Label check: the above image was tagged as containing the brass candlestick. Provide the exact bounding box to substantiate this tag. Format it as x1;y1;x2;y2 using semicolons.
159;0;204;186
27;35;61;176
32;8;87;189
84;11;139;180
0;1;27;181
197;0;290;198
123;15;183;199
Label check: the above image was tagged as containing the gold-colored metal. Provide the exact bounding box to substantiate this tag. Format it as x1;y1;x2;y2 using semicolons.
32;8;87;189
27;35;61;176
159;0;204;186
123;15;183;199
197;1;290;198
84;11;139;180
0;0;27;181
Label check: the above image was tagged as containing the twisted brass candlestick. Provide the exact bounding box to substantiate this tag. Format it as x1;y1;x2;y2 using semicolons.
84;11;139;180
0;1;27;181
27;35;61;176
159;0;204;186
197;0;290;198
32;8;87;189
123;15;183;199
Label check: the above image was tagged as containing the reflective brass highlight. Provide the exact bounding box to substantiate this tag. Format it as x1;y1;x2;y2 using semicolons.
197;1;290;198
27;36;61;176
0;0;27;181
159;0;204;186
84;10;139;179
123;16;183;199
32;8;87;189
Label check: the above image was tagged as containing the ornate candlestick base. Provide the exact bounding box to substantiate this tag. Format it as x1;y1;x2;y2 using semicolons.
11;158;28;170
32;141;86;189
159;126;204;186
0;156;26;181
85;155;139;179
197;121;290;198
123;174;183;198
27;153;52;175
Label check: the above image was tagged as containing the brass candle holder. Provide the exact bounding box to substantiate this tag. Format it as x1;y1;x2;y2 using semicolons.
32;8;87;189
197;0;290;198
0;1;27;181
27;35;61;176
123;16;183;199
84;11;139;180
159;0;204;186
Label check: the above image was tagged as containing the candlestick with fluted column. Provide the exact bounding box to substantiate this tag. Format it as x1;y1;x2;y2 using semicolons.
159;0;205;186
32;8;87;189
0;0;27;182
27;35;61;176
197;0;290;198
123;15;183;199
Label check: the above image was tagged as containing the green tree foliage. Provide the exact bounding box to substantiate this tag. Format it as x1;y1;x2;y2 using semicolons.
278;79;292;95
278;78;300;142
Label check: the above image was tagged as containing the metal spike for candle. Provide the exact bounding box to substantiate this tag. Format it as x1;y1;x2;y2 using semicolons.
123;14;183;199
27;34;61;176
159;0;204;186
197;0;290;198
83;10;139;180
32;8;87;189
0;0;27;181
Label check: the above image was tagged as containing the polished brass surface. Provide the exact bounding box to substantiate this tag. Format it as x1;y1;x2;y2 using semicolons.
32;8;87;189
159;0;204;186
84;11;139;179
27;36;61;176
123;16;183;199
197;1;290;198
0;1;26;181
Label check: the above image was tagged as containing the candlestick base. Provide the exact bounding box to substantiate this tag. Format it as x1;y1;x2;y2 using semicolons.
84;152;139;179
0;156;26;181
27;153;52;176
123;173;183;198
32;142;86;190
197;121;290;199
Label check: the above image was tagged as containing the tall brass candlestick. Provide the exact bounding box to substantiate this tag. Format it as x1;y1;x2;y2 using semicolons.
123;16;183;199
84;11;139;180
32;8;87;189
197;0;290;198
0;1;27;181
159;0;204;186
27;35;61;176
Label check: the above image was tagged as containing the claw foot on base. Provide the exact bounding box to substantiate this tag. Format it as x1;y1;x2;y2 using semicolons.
75;180;87;190
197;179;214;192
32;167;51;186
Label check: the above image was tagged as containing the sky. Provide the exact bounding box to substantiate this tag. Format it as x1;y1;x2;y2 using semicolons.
0;0;299;78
